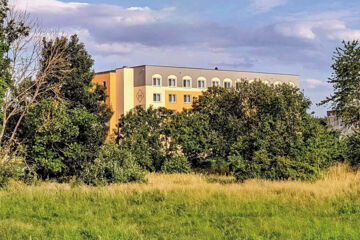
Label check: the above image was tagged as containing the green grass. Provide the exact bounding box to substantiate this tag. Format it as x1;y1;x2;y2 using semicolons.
0;166;359;239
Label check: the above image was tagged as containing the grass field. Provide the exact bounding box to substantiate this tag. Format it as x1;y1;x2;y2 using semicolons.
0;164;359;240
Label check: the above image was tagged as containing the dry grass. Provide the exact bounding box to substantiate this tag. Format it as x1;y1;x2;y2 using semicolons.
5;164;359;200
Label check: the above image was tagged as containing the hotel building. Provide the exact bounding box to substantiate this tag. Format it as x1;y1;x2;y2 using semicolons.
93;65;299;137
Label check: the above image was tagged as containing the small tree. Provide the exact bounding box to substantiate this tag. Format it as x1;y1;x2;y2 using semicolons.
320;40;360;127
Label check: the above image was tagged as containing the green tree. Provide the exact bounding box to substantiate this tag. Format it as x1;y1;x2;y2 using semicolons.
190;82;342;180
320;40;360;127
18;35;111;181
117;106;173;171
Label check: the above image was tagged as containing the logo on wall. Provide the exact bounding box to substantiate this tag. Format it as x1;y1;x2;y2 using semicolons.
136;89;144;103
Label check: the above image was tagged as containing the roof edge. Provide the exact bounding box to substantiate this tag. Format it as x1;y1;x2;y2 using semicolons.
96;65;299;77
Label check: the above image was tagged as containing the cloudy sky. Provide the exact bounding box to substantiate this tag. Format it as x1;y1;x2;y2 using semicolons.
11;0;360;116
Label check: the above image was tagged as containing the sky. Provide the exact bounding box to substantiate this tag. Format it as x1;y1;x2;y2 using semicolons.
10;0;360;116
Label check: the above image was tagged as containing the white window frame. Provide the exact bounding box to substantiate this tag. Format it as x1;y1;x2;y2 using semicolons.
183;76;192;88
224;81;231;89
168;78;176;87
153;93;161;102
183;79;191;88
184;94;191;104
169;94;176;103
152;74;162;87
168;75;177;87
212;80;220;87
197;79;206;89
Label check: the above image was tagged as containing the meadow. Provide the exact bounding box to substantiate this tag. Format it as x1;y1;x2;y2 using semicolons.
0;164;359;240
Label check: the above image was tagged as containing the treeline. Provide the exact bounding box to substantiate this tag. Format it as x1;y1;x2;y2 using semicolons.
0;0;359;186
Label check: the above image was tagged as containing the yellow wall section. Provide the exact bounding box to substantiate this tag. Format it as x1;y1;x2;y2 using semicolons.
108;72;117;138
145;86;166;109
165;89;203;112
92;73;110;105
92;72;117;139
123;68;135;114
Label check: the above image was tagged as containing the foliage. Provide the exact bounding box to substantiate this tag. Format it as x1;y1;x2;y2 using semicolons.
344;131;360;168
19;99;104;181
116;82;341;180
320;40;360;127
16;35;111;181
0;150;25;187
161;154;191;174
165;111;216;168
117;106;174;171
190;82;342;181
81;142;145;185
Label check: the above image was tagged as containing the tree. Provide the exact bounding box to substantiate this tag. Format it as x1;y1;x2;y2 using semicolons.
320;40;360;127
17;35;111;181
117;106;173;171
0;7;69;151
0;0;30;146
190;82;342;180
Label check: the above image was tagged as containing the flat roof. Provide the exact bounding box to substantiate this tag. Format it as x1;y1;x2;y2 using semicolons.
96;65;299;77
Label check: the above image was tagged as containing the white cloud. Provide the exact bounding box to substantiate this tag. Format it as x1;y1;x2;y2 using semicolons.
12;0;87;13
274;11;360;41
250;0;287;13
10;0;173;26
303;78;328;89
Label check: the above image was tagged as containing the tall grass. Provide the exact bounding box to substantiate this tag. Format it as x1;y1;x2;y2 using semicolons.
0;164;359;239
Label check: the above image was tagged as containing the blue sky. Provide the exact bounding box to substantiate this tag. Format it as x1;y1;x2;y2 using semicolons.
12;0;360;116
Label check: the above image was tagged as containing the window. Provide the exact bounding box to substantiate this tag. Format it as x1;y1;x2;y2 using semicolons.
153;77;161;86
183;79;191;88
198;80;205;88
168;78;176;87
103;81;106;88
224;81;231;89
153;93;161;102
169;94;176;103
236;82;241;90
184;94;191;103
212;81;220;87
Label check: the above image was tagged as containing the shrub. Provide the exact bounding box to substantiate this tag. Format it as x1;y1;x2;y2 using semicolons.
344;131;360;168
161;155;191;174
0;151;25;187
81;143;145;185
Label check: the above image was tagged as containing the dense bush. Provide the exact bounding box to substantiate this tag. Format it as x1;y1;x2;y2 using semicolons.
0;151;25;187
81;143;145;185
161;154;191;174
344;131;360;168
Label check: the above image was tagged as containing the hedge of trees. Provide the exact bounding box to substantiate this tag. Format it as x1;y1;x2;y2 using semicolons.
115;83;344;182
0;0;359;186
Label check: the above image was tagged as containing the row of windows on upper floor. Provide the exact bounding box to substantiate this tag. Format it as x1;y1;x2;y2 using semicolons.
152;75;295;88
153;93;192;104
